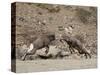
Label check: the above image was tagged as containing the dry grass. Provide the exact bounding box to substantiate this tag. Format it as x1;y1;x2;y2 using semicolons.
14;2;97;61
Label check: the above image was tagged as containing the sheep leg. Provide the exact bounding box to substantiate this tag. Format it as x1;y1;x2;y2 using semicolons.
69;46;75;54
21;52;27;61
71;47;75;53
79;47;91;59
82;46;91;59
45;45;49;54
85;52;91;59
21;48;37;61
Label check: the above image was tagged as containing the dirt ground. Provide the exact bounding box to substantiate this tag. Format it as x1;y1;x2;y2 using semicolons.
11;2;97;73
16;58;97;73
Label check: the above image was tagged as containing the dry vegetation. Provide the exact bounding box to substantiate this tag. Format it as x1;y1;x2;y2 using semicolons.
12;2;97;72
15;2;97;60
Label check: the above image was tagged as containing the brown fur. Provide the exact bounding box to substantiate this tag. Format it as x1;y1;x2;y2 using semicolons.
22;34;55;60
60;35;91;59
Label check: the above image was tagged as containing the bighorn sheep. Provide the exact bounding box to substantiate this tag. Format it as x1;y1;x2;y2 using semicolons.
60;35;91;58
21;34;55;61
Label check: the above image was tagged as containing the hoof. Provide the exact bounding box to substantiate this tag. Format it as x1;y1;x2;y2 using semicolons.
21;53;27;61
21;56;25;61
45;51;48;54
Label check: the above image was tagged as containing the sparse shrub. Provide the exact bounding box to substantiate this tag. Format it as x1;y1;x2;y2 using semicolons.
75;7;97;24
38;11;43;15
89;7;97;23
49;17;53;21
58;26;64;31
35;3;60;13
48;7;60;13
76;8;91;24
90;42;97;55
64;6;72;10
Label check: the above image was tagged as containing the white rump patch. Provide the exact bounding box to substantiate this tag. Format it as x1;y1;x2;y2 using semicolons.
27;43;34;52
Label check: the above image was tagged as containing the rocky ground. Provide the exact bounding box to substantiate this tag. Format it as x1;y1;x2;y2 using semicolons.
12;2;97;73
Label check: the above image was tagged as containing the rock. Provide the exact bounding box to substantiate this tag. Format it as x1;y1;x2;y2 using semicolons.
47;46;70;59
